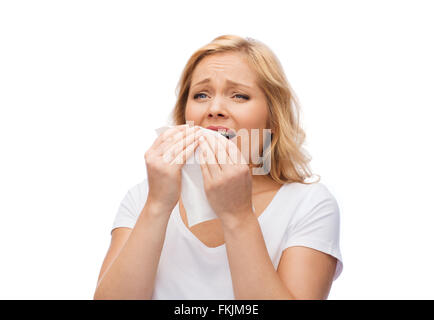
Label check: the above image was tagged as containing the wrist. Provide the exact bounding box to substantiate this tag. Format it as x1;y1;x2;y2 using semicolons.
143;199;174;220
220;208;256;233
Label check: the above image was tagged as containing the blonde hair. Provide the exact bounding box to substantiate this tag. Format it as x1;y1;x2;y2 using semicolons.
170;34;320;185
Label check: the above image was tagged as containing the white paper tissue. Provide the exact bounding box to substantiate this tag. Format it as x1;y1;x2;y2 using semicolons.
154;125;253;228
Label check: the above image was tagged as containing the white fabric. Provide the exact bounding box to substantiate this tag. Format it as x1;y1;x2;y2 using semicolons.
111;177;344;300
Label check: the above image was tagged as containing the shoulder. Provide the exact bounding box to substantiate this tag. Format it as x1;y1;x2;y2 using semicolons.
127;177;148;195
111;177;150;232
305;182;337;203
281;181;337;203
280;181;340;221
132;177;149;197
120;177;149;212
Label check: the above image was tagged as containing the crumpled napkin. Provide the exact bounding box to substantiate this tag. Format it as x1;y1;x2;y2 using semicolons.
154;125;254;227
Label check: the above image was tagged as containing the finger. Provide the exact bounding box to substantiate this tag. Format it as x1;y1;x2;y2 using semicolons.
166;126;201;159
200;132;225;166
198;143;212;180
158;125;192;152
198;135;221;178
230;139;248;166
152;125;186;153
173;126;202;157
159;125;199;156
224;134;248;166
163;127;201;164
153;124;191;149
203;133;228;166
198;135;218;166
208;133;236;166
169;130;202;165
170;140;199;166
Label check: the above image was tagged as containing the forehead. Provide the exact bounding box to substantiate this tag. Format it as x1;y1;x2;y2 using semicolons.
191;52;258;86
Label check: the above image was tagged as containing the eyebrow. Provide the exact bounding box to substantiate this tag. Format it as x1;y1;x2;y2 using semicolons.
191;78;252;89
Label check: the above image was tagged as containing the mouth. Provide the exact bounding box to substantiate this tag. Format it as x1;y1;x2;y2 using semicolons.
205;126;236;139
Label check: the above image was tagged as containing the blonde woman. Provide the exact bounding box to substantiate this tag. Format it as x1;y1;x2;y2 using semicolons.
93;35;343;300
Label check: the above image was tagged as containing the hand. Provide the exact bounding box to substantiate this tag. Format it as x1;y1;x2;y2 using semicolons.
197;132;253;228
145;124;202;214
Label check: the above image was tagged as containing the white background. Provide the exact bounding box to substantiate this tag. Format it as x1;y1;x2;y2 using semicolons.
1;0;433;299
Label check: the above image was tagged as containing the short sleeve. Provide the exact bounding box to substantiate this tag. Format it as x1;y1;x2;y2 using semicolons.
111;179;149;235
283;183;343;281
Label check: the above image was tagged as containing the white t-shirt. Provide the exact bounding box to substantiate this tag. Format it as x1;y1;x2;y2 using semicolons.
111;178;343;300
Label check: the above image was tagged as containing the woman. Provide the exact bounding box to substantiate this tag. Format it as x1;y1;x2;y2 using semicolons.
93;35;343;300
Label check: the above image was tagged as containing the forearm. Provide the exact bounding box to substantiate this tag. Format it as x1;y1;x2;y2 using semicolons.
222;212;296;300
94;202;171;299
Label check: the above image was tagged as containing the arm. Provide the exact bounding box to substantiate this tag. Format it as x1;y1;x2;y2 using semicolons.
93;201;171;300
222;211;336;300
94;125;200;299
196;134;338;299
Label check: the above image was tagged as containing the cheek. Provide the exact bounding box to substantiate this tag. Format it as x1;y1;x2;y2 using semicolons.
236;103;269;129
233;103;269;162
185;102;203;124
235;129;268;164
237;111;262;129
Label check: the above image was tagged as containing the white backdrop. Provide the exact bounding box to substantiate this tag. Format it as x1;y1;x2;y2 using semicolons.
1;0;433;299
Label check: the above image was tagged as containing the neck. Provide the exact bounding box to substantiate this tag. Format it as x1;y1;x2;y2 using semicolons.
249;164;277;195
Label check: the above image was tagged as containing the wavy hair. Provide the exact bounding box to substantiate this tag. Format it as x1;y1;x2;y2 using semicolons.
170;34;320;185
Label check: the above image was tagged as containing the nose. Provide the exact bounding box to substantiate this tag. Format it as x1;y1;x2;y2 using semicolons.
207;97;228;119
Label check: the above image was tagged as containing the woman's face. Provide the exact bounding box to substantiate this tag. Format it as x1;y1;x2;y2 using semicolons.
185;51;271;166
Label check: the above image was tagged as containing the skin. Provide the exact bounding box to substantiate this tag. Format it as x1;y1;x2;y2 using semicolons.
185;51;277;197
94;51;337;300
185;51;337;299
